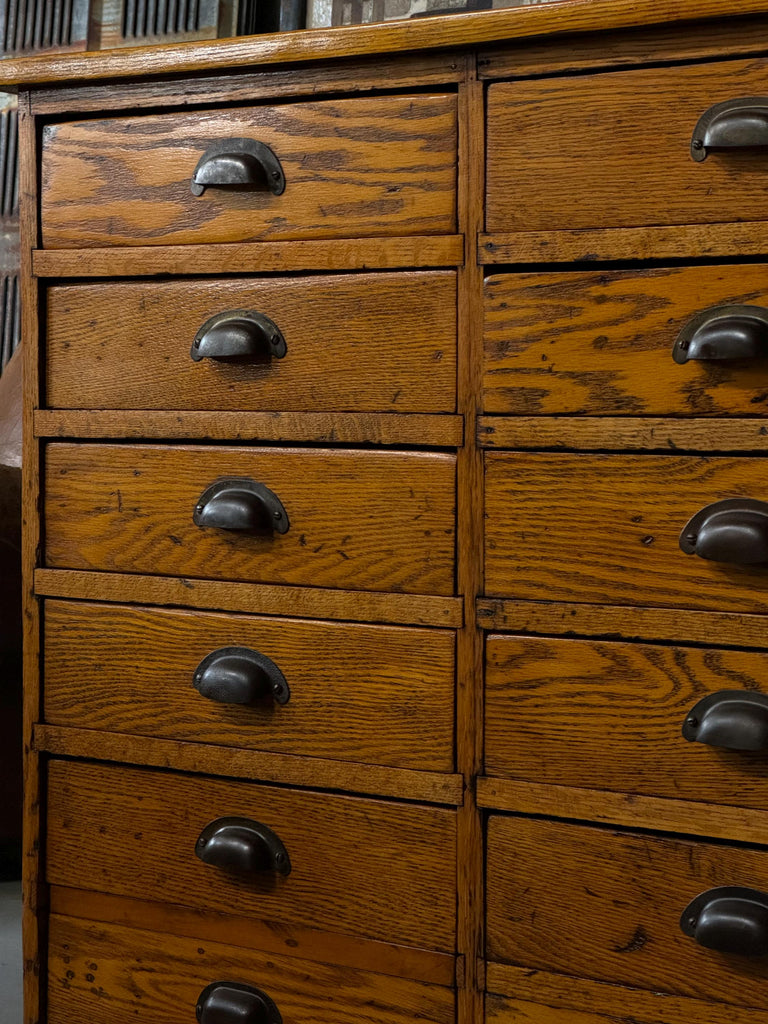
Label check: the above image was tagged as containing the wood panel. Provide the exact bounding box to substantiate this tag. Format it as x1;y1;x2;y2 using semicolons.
43;599;455;771
485;634;768;810
487;815;768;1008
44;444;456;596
485;452;768;614
483;265;768;416
486;58;768;233
47;915;455;1024
46;760;457;951
46;272;457;413
40;96;457;248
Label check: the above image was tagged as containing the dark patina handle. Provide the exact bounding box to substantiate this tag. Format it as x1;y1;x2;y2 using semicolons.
191;310;287;363
683;690;768;750
681;887;768;956
679;499;768;564
196;982;282;1024
691;98;768;161
195;817;291;876
193;646;290;706
191;138;285;196
193;477;289;534
672;305;768;364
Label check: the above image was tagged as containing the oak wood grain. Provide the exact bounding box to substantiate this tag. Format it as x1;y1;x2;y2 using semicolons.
35;725;464;805
41;96;457;249
486;57;768;234
483;265;768;417
44;443;456;596
47;915;455;1024
485;452;768;613
46;760;457;950
46;272;456;413
486;633;768;809
43;599;456;771
487;815;768;1008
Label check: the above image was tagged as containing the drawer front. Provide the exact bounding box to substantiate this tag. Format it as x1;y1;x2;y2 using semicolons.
48;916;455;1024
485;452;768;613
46;272;457;413
483;265;768;416
41;96;457;248
46;761;457;951
487;815;768;1007
44;599;456;771
486;58;768;233
486;634;768;808
44;444;456;595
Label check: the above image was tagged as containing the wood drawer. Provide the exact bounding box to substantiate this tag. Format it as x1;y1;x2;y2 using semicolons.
485;633;768;809
487;815;768;1008
483;265;768;416
40;95;457;248
485;452;768;613
46;271;457;413
43;599;455;771
486;57;768;233
46;761;457;951
44;443;456;595
48;915;455;1024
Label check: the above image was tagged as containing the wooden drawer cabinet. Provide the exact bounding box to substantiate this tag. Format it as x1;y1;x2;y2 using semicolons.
40;95;458;248
13;6;768;1024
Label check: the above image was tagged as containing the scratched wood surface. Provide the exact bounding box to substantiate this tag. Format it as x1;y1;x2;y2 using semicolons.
485;452;768;614
486;57;768;233
483;264;768;416
44;443;456;595
40;95;457;248
46;760;457;951
46;271;457;413
47;915;455;1024
485;633;768;809
43;599;456;771
487;815;768;1008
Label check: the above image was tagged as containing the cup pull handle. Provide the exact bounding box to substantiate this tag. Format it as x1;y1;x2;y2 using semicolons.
191;138;285;196
193;477;289;534
679;499;768;564
691;97;768;161
195;817;291;876
196;982;283;1024
191;310;287;363
681;887;768;956
193;646;290;706
683;690;768;750
672;304;768;364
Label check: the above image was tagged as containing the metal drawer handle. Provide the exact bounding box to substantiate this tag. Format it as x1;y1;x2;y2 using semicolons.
191;138;285;196
683;690;768;750
193;477;290;534
672;305;768;364
679;498;768;564
691;98;768;162
197;982;282;1024
681;887;768;956
194;646;290;706
191;310;287;363
195;817;291;876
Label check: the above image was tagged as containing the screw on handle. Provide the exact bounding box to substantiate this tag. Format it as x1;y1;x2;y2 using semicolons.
193;477;290;535
191;310;287;363
691;97;768;162
196;982;283;1024
682;690;768;751
193;647;290;706
672;305;768;364
679;498;768;565
191;138;285;196
195;817;292;877
681;887;768;956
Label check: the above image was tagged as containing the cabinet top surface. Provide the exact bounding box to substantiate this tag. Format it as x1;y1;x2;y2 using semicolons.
0;0;766;89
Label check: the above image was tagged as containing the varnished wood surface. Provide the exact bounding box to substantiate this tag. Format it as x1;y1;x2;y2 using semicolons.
50;886;458;984
485;634;768;810
477;777;768;846
34;569;464;627
44;443;456;595
33;235;464;277
47;760;457;950
1;0;767;86
47;915;455;1024
46;272;456;413
483;265;768;417
486;58;768;234
487;815;768;1007
35;725;464;805
43;599;456;771
486;964;768;1024
485;452;768;614
478;416;768;452
41;96;457;249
